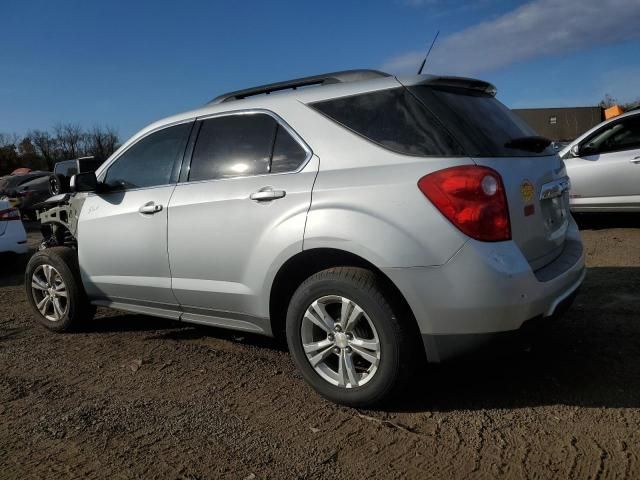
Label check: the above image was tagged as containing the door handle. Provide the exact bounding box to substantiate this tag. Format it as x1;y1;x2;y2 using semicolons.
138;202;163;214
631;156;640;164
250;188;286;202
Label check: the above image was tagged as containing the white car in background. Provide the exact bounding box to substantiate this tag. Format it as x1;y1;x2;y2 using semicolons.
0;200;28;254
560;110;640;211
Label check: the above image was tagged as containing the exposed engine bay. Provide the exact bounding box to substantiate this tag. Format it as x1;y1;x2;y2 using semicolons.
36;194;86;250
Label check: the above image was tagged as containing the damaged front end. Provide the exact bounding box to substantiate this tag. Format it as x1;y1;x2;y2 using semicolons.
35;194;86;250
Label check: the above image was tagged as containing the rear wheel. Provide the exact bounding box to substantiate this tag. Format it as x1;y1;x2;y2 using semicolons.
25;247;95;332
286;267;416;407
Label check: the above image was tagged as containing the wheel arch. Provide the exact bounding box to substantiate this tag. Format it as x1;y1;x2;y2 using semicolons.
268;247;420;343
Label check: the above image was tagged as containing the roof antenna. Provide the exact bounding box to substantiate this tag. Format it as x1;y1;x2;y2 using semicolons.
417;30;440;75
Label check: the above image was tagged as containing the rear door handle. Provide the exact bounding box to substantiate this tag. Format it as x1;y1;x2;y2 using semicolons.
250;188;286;202
139;202;163;214
631;156;640;164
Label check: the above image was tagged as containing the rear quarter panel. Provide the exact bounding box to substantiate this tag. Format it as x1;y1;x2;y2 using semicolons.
293;106;471;268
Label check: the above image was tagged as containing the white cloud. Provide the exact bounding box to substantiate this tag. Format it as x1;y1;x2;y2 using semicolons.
383;0;640;76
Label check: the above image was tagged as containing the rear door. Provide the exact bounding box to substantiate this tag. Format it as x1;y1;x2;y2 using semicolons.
564;115;640;208
167;111;316;330
78;121;193;315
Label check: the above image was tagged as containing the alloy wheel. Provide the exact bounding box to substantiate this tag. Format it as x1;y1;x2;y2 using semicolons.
31;264;69;322
300;295;381;388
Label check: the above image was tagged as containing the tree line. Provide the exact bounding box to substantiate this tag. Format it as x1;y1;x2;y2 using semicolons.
0;124;120;176
598;94;640;111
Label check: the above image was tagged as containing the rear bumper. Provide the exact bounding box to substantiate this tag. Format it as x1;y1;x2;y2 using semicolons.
383;220;585;362
0;221;29;254
421;287;580;362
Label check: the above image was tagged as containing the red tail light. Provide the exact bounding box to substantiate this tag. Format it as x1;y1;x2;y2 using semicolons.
418;165;511;242
0;207;21;221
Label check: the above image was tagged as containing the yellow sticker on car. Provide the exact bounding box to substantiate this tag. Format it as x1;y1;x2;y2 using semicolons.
520;180;534;204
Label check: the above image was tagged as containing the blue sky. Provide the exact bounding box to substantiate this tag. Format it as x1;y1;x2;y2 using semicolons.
1;0;639;140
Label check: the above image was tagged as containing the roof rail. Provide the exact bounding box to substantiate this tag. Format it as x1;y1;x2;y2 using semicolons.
208;69;391;105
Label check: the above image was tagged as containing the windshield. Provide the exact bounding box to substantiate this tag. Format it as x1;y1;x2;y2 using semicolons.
409;86;555;157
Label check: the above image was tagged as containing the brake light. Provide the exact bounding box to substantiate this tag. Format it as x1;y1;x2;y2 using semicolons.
418;165;511;242
0;208;21;221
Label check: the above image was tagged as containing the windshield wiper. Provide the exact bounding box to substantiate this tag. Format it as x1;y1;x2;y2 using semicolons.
504;135;552;153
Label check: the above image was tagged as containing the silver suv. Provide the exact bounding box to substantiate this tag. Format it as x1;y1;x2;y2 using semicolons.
26;70;585;406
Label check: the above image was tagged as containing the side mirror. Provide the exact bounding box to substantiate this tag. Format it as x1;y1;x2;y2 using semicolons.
71;172;98;192
570;144;580;157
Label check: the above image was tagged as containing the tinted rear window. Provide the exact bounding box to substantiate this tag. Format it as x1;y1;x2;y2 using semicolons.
310;87;464;157
410;86;553;157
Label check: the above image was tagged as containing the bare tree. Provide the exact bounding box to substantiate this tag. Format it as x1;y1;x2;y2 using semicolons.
86;125;120;161
2;124;121;174
18;137;48;170
29;130;59;170
54;123;86;159
599;94;640;111
598;94;618;109
0;133;19;148
0;133;20;176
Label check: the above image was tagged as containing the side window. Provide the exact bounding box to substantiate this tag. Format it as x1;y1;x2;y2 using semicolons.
584;117;640;155
189;114;277;181
65;165;78;177
311;88;464;157
104;123;191;190
270;125;308;173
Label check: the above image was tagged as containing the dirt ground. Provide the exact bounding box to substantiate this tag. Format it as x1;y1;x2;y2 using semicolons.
1;216;639;479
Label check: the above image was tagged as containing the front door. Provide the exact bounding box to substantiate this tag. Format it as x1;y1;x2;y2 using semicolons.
78;121;193;317
567;114;640;208
167;111;317;331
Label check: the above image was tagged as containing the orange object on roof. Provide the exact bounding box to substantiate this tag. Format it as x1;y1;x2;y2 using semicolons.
11;167;32;175
604;105;624;120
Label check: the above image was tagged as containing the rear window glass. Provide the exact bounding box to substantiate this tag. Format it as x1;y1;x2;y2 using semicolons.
410;86;554;157
310;88;464;157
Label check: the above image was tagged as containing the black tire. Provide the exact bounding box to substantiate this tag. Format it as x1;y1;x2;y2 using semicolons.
24;247;95;332
49;174;68;196
286;267;417;407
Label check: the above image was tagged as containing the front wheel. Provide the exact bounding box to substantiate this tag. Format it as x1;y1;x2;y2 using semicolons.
286;267;417;407
25;247;95;332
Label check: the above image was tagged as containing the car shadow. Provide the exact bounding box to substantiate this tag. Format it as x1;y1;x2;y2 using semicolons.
76;266;640;411
84;310;285;350
575;212;640;230
392;265;640;411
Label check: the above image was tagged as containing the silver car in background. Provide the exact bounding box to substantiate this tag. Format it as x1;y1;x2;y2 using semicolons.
26;70;585;406
561;109;640;211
